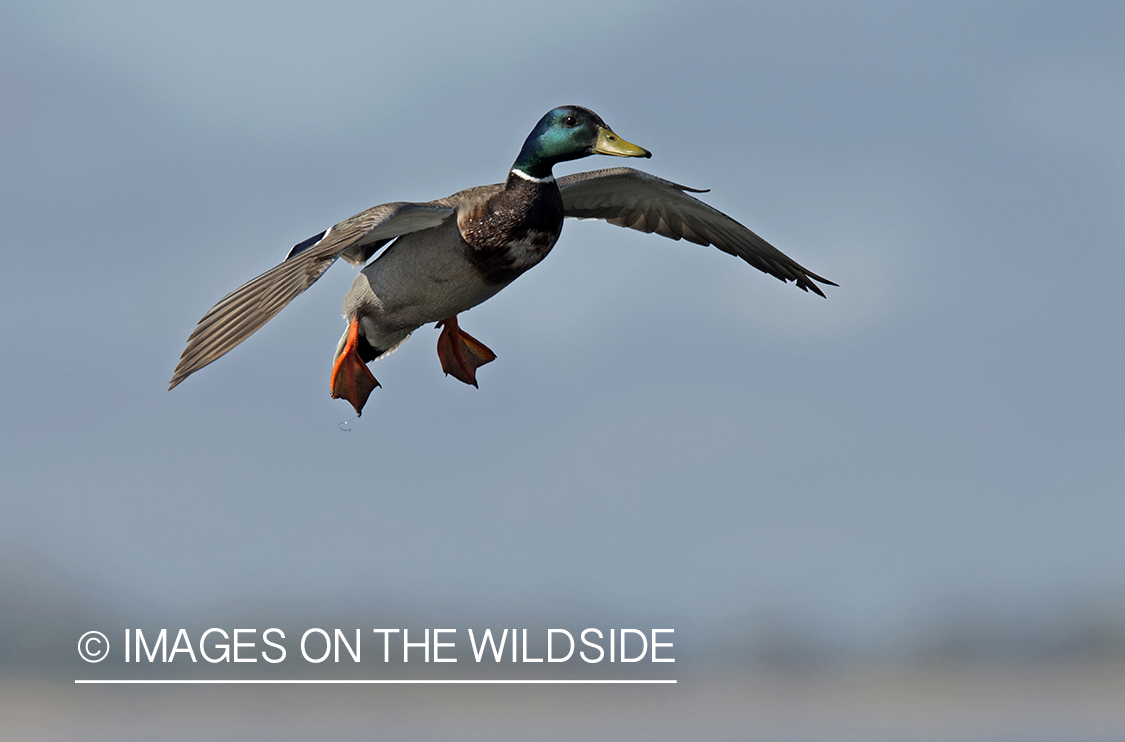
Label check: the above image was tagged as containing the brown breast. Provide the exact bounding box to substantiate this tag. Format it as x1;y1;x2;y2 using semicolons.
457;174;565;285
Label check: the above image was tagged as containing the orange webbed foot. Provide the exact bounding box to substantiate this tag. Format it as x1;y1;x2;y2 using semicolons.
435;316;496;387
331;317;380;415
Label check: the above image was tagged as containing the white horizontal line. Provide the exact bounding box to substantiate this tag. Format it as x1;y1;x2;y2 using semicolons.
75;679;676;685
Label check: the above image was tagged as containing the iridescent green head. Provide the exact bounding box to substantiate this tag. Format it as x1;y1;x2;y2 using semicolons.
512;106;650;180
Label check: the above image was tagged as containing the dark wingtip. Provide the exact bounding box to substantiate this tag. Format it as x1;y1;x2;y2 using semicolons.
792;270;837;298
808;275;838;298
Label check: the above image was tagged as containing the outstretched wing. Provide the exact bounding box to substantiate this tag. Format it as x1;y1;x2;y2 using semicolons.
169;201;454;389
558;167;835;296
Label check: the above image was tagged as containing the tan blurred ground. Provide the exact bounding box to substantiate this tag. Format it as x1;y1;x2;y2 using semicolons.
5;662;1125;741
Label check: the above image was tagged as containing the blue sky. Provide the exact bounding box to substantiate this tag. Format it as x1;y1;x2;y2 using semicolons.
2;0;1124;659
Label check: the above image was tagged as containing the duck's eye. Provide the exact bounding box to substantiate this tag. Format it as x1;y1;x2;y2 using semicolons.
562;115;578;127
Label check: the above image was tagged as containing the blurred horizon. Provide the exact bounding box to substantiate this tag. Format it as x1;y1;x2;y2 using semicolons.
7;544;1125;676
3;0;1124;738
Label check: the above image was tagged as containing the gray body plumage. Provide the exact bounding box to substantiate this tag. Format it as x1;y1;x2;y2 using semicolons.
340;185;514;359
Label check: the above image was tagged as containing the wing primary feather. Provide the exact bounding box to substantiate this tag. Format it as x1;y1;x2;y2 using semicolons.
559;167;835;296
169;201;453;389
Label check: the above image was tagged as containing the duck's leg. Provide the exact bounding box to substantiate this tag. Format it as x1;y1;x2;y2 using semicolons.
331;317;380;416
436;316;496;387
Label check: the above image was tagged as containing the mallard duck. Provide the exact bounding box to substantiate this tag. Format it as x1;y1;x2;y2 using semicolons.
170;106;835;415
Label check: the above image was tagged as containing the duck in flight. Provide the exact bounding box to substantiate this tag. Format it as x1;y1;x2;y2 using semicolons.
170;106;835;415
